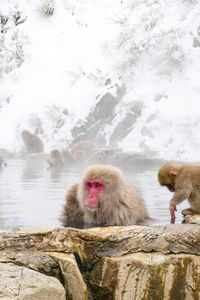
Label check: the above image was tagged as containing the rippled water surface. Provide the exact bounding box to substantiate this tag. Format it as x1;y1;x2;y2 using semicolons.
0;158;188;230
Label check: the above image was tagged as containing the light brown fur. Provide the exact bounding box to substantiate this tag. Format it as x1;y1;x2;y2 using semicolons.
70;140;97;154
47;149;64;167
61;150;77;165
158;163;200;215
70;140;98;161
21;130;44;153
88;148;105;163
61;164;150;228
60;184;84;228
70;140;106;164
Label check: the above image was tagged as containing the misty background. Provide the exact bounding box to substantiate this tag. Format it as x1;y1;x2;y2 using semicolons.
1;0;200;161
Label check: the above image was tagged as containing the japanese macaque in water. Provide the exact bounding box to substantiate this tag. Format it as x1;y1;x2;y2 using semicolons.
88;148;105;163
61;150;77;166
60;164;150;228
47;149;77;167
21;130;44;153
158;163;200;223
47;149;64;167
69;140;105;163
70;140;97;160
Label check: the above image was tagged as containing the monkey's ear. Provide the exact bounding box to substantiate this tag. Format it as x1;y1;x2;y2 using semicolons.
169;170;178;177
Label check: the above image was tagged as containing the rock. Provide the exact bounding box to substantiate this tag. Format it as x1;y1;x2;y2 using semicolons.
48;252;88;300
184;214;200;225
109;101;144;145
71;92;118;147
0;224;200;299
88;252;200;300
28;153;50;160
12;252;62;279
1;224;200;256
15;226;54;234
0;263;66;300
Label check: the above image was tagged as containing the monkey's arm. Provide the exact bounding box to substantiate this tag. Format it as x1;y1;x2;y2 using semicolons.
170;190;187;224
170;191;188;208
60;184;84;228
169;180;193;209
170;191;188;224
169;178;193;224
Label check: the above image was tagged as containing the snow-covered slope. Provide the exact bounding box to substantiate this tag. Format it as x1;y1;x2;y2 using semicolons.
1;0;200;161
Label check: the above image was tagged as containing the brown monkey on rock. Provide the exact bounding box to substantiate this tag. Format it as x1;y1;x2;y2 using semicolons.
60;164;151;228
158;163;200;223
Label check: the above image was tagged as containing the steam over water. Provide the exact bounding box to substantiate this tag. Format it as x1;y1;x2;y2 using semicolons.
0;158;188;230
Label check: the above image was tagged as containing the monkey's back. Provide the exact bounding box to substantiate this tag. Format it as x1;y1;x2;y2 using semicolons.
181;165;200;185
60;184;84;228
32;135;44;152
124;182;150;224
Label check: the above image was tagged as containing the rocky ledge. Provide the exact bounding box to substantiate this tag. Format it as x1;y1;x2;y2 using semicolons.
0;215;200;300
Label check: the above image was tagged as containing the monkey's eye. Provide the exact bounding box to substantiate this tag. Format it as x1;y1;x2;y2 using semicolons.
87;182;92;188
95;182;101;188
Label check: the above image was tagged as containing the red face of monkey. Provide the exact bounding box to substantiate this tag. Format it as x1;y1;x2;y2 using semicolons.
85;180;104;209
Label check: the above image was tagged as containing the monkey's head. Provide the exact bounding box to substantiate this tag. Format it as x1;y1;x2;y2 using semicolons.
21;130;32;142
21;130;31;138
158;163;181;192
51;149;61;159
77;165;125;212
74;150;86;160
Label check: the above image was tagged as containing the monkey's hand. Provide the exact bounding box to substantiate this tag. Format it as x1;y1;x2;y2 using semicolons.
170;205;177;224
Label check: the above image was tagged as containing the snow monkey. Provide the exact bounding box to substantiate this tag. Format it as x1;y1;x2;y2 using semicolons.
21;130;44;153
70;140;98;161
60;164;150;228
61;150;77;166
87;148;105;163
158;163;200;223
69;140;106;164
47;149;64;167
47;149;77;167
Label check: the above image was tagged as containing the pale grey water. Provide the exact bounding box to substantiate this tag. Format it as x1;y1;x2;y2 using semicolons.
0;158;188;230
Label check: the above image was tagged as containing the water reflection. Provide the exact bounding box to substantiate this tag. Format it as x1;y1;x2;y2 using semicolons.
22;158;46;181
0;159;188;230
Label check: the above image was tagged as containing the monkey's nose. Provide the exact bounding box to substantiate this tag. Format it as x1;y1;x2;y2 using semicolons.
89;192;95;198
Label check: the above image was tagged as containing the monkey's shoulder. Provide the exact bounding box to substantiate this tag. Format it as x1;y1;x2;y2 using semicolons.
61;183;84;228
66;183;79;204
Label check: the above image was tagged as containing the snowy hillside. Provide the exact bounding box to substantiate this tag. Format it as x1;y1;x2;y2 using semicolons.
1;0;200;161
